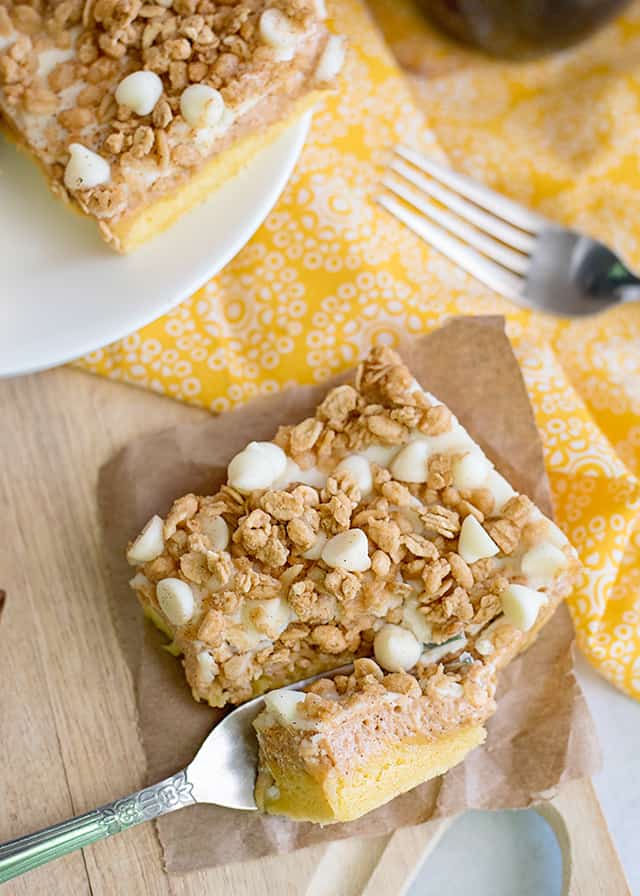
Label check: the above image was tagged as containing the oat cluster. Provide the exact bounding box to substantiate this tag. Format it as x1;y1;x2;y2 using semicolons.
131;346;552;707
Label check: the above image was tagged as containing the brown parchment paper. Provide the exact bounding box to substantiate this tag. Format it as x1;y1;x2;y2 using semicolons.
98;316;600;873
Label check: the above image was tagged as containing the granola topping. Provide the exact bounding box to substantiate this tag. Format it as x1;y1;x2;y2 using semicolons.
128;346;581;713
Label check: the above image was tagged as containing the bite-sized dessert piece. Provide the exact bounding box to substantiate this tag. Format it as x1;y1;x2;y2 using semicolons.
0;0;344;251
127;345;580;821
254;658;491;824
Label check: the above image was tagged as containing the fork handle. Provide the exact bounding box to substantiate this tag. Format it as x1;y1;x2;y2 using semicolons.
600;260;640;298
0;769;196;884
618;282;640;303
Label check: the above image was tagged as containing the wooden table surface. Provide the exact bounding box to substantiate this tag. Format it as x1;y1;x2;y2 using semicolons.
0;366;631;895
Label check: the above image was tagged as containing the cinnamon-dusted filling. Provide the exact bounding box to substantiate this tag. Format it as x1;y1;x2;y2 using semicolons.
253;657;497;780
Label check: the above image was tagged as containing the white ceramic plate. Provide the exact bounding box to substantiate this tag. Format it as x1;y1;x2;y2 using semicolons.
0;111;311;378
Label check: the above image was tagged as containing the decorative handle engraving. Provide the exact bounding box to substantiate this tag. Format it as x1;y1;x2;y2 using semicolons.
97;770;195;834
0;770;196;884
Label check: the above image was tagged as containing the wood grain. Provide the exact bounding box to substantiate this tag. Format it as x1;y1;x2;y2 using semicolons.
0;366;628;895
538;779;631;896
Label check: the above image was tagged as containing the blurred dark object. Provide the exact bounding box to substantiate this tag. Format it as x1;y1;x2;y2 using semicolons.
418;0;631;58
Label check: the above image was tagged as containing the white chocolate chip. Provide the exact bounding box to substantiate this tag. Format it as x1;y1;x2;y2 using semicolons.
246;597;294;644
421;635;467;665
458;514;500;564
390;440;431;483
402;597;432;644
452;450;492;491
115;70;163;116
521;542;567;583
253;441;288;473
264;688;305;719
196;651;218;685
363;443;401;467
321;528;371;572
156;578;195;626
335;454;372;496
126;514;164;564
180;84;225;129
259;9;301;61
374;624;422;672
64;143;110;191
263;689;315;728
272;457;301;489
484;469;517;512
240;598;294;649
545;518;569;548
265;784;281;801
302;530;328;560
501;584;548;632
315;35;346;81
227;441;287;492
200;515;229;552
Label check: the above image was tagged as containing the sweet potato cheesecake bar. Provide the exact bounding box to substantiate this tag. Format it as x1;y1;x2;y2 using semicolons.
127;346;580;822
0;0;343;251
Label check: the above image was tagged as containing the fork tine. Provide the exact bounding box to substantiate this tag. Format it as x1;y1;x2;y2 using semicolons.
390;158;536;255
395;145;548;235
376;193;524;303
383;175;529;275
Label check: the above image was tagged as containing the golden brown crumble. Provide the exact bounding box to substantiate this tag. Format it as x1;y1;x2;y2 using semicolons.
447;552;474;589
484;518;521;555
420;505;460;539
128;346;581;708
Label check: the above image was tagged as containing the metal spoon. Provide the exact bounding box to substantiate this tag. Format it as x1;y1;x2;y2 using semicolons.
0;665;351;884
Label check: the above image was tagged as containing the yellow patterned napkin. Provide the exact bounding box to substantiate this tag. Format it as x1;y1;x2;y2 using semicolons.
80;0;640;700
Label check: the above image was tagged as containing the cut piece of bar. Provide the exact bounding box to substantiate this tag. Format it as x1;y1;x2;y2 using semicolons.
127;345;580;822
252;566;572;823
253;659;490;823
0;1;343;251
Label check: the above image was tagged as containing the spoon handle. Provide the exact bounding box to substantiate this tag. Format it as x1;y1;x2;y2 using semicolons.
0;769;196;884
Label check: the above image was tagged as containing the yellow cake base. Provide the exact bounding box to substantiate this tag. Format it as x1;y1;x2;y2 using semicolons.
1;91;320;253
255;723;486;824
112;92;320;252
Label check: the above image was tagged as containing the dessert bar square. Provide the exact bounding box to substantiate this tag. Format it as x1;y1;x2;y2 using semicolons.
0;0;343;250
127;346;580;822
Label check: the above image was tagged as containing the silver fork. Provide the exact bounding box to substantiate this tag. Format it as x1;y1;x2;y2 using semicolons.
0;665;350;885
378;145;640;316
